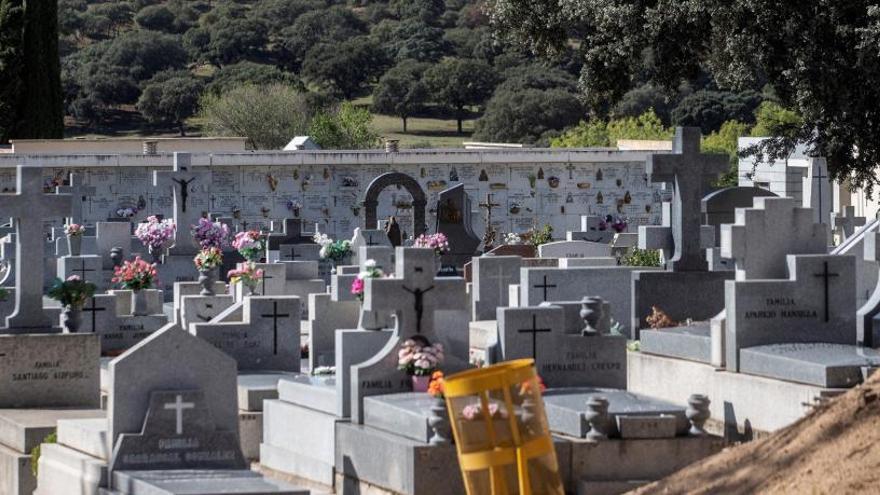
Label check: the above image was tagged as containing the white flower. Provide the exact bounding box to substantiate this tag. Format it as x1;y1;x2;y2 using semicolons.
364;259;377;269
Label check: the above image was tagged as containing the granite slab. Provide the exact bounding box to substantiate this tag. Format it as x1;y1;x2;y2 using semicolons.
363;392;438;443
237;372;296;412
639;323;713;364
739;342;880;388
0;408;104;453
277;374;337;415
542;388;688;438
106;470;308;495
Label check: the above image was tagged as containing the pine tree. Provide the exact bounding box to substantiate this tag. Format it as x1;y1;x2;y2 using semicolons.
0;0;24;142
15;0;63;139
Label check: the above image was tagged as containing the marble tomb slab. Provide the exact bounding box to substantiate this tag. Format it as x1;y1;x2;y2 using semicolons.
639;323;713;364
739;343;880;388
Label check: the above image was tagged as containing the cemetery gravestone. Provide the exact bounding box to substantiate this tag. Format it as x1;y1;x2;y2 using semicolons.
538;240;612;259
435;183;480;267
720;197;828;280
832;205;867;242
3;166;71;331
363;172;427;239
190;296;301;371
471;255;521;321
152;153;211;255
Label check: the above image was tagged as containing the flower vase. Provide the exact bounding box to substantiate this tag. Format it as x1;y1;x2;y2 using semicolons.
357;310;383;330
148;245;164;264
198;268;218;296
244;282;258;296
67;235;82;256
411;375;431;393
428;397;451;445
61;306;82;333
132;290;149;316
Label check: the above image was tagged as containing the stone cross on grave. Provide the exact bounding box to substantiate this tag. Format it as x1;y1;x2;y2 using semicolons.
82;296;107;333
813;260;840;322
72;258;96;280
478;193;501;250
153;152;211;254
518;313;552;360
164;393;195;435
2;166;72;330
831;206;866;241
533;274;557;302
261;300;290;354
646;127;729;271
487;264;511;304
363;247;466;341
56;172;95;225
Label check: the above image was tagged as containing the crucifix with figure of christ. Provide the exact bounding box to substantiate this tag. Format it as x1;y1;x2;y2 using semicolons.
479;193;501;250
1;166;72;330
363;248;466;341
153;152;211;254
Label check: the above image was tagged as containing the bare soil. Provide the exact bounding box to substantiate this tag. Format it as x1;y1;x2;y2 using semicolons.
632;372;880;494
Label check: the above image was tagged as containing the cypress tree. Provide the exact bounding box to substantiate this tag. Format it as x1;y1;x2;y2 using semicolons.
0;0;24;143
15;0;64;139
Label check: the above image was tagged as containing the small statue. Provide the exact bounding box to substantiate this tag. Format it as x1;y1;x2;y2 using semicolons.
110;247;124;268
385;216;402;247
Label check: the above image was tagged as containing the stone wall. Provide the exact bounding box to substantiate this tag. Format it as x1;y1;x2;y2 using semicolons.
0;148;665;240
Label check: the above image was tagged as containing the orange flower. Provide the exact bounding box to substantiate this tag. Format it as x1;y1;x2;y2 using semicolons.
428;370;445;398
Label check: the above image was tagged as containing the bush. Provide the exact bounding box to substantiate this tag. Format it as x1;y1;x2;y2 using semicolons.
473;88;584;145
621;247;662;267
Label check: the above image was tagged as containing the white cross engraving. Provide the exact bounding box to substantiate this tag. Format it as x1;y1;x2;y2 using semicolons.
163;394;195;435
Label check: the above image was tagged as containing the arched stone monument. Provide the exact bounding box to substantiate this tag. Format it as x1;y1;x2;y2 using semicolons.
363;172;427;239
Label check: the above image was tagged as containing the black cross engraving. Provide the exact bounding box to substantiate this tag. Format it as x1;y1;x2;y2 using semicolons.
261;301;290;354
82;296;106;333
402;284;435;334
260;272;274;294
282;248;301;261
73;259;96;280
813;261;839;322
195;303;214;322
518;314;552;361
533;275;557;302
813;164;828;224
366;233;377;246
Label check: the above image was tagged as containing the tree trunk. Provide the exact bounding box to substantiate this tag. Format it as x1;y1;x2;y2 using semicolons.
178;122;186;137
402;116;408;133
456;105;464;134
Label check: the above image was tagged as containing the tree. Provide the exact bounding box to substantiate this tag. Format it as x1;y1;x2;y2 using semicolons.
372;60;430;132
488;1;880;193
138;74;205;135
277;6;366;70
207;62;301;96
134;5;175;32
199;83;317;149
387;20;450;62
424;58;498;133
551;109;672;148
750;101;803;137
202;17;269;67
473;88;584;145
671;90;761;134
251;0;327;36
308;102;379;150
612;84;673;124
390;0;445;25
496;64;578;93
15;0;63;138
302;37;389;99
702;120;752;187
0;0;24;142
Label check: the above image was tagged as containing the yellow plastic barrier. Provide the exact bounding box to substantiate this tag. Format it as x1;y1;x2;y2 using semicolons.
443;359;564;495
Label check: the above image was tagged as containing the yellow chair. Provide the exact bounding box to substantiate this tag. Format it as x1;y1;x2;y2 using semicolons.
443;359;564;495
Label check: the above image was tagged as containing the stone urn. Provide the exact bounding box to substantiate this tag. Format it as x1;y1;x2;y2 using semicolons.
110;247;124;268
67;235;82;256
61;306;82;333
131;290;149;316
198;268;218;296
147;245;164;264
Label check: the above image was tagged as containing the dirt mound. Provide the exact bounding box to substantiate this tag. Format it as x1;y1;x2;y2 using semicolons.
633;372;880;494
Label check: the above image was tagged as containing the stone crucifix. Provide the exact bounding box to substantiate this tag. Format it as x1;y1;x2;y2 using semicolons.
153;152;211;254
363;247;466;341
2;166;72;331
646;127;729;272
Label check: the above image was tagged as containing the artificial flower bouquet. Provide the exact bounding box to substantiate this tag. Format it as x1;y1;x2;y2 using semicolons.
398;338;445;376
313;232;352;263
191;217;230;250
112;257;157;291
47;275;96;309
232;230;265;262
414;232;450;255
64;223;85;237
228;262;264;288
135;215;176;250
194;247;223;271
350;259;384;302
